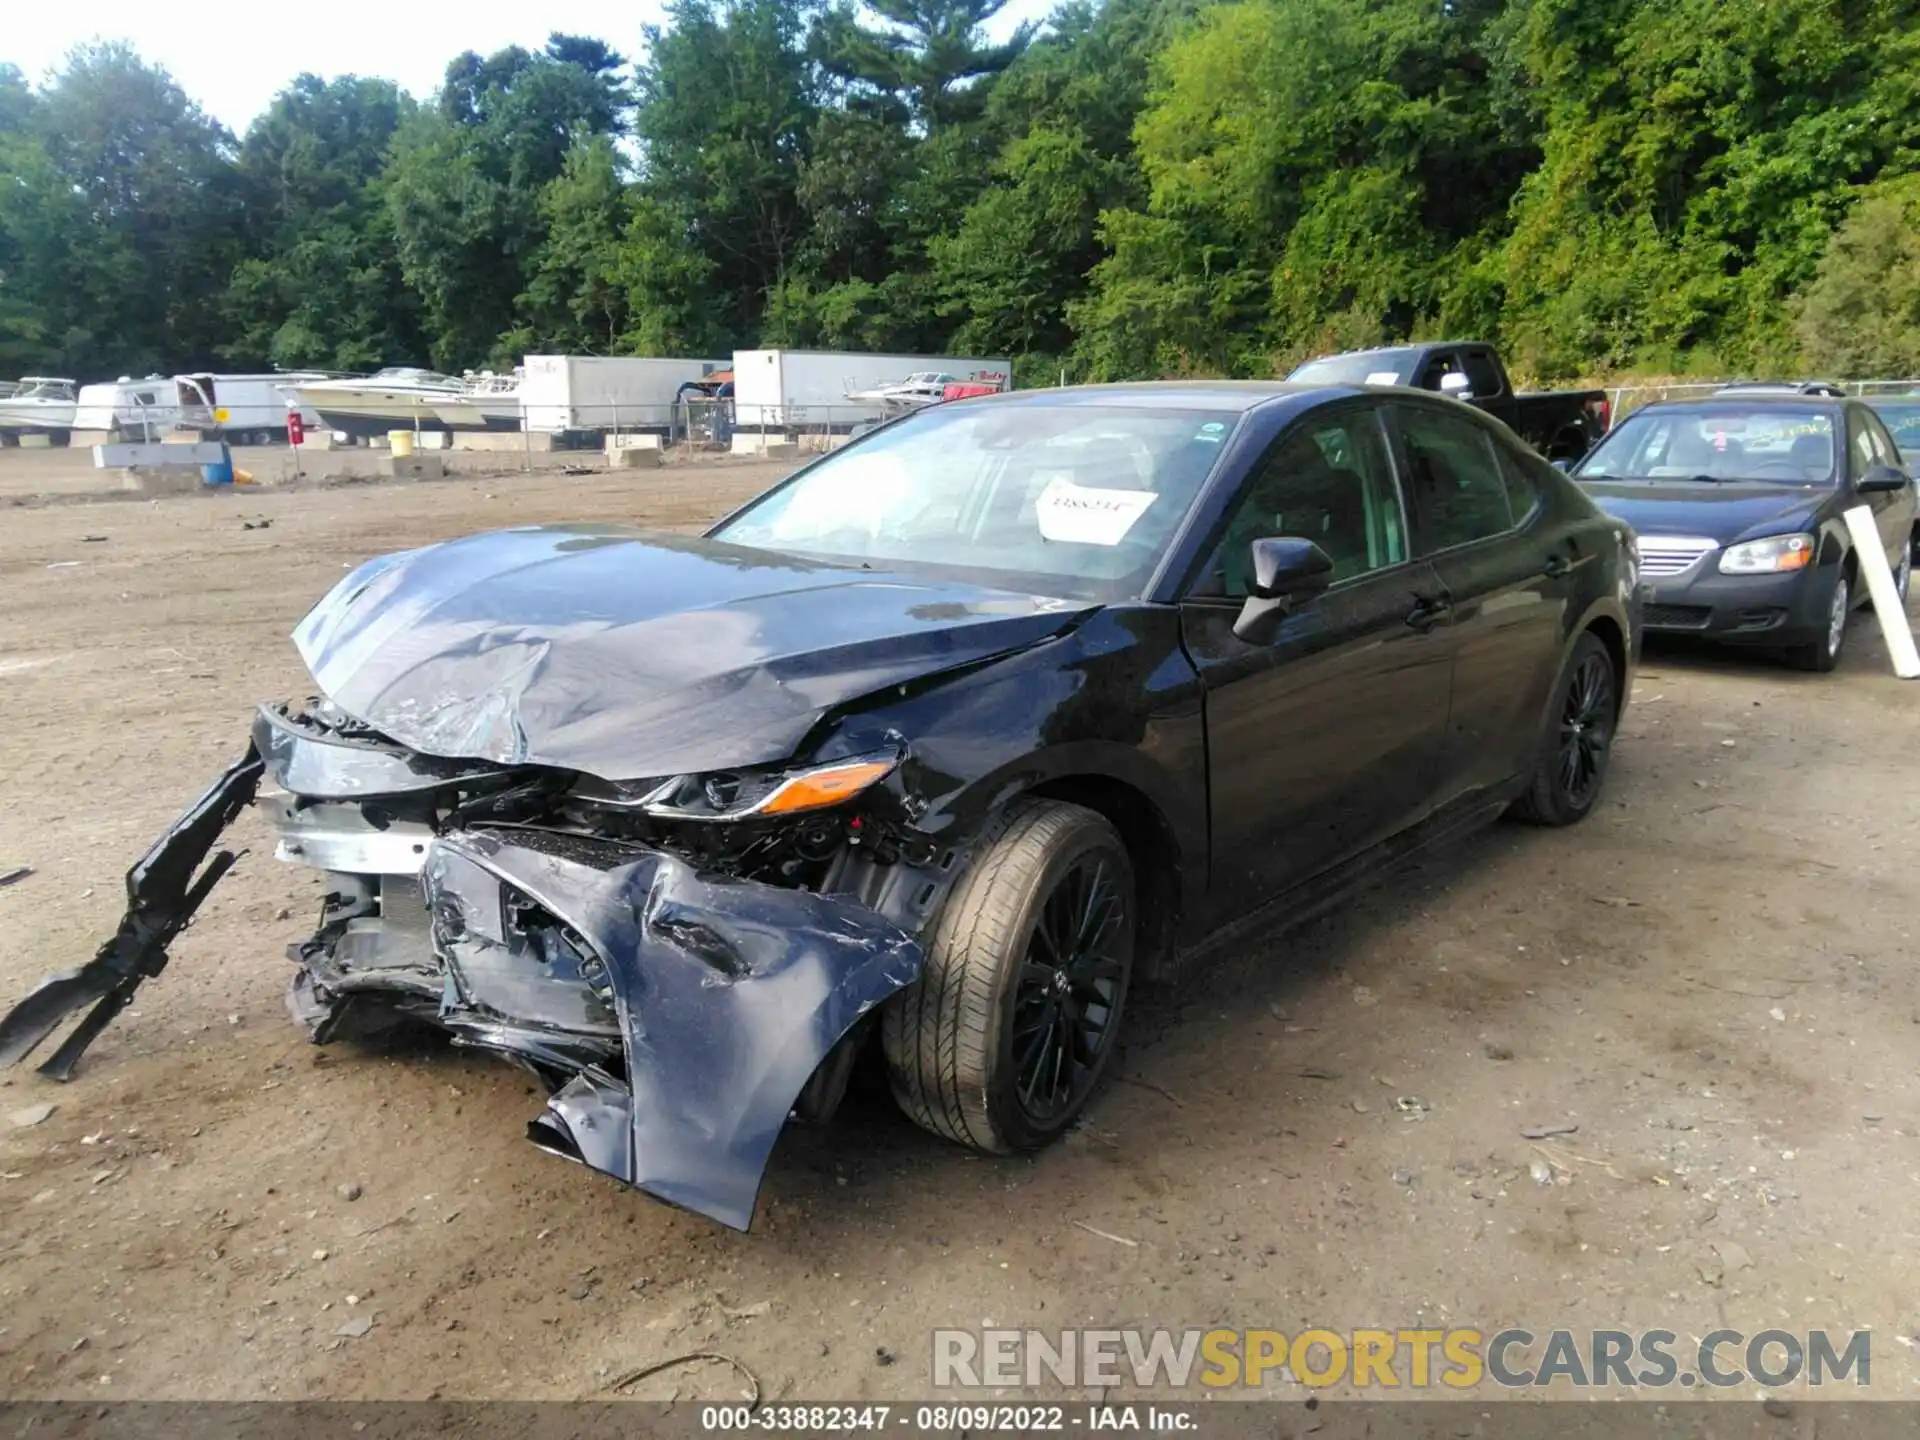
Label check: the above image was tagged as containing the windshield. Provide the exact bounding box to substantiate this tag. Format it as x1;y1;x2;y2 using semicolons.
1576;406;1837;485
1287;352;1413;386
710;402;1236;600
1869;400;1920;457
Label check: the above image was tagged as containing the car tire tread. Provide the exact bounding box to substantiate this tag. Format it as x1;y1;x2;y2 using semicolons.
882;798;1123;1155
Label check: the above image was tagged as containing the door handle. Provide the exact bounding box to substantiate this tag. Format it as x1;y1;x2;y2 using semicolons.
1406;593;1451;631
1541;553;1572;579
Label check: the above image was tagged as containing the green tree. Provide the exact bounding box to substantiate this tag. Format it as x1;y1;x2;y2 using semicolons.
224;75;423;369
0;44;240;375
814;0;1035;130
514;136;635;354
632;0;820;343
388;36;630;368
1794;177;1920;377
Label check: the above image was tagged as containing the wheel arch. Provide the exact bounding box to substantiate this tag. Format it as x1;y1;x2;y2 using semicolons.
1580;612;1629;717
1023;773;1184;982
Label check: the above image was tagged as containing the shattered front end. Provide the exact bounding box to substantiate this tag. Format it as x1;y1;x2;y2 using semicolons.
1;700;931;1230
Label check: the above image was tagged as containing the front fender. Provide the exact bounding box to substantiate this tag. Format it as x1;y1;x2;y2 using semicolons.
421;831;922;1230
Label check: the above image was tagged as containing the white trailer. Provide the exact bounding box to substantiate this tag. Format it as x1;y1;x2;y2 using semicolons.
173;372;329;444
71;377;180;445
520;355;725;439
732;349;1014;430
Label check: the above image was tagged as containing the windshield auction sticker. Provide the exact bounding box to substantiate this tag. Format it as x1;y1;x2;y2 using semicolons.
1034;478;1157;546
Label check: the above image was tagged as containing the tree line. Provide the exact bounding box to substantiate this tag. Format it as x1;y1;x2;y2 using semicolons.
4;0;1919;389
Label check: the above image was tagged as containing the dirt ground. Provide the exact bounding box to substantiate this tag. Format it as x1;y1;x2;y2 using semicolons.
2;454;1917;1404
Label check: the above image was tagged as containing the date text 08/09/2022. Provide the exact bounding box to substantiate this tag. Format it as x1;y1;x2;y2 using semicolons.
700;1405;1196;1432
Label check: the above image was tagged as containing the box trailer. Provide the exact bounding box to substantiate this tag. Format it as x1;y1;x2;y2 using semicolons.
520;356;725;440
70;377;180;445
732;350;1014;431
174;373;329;444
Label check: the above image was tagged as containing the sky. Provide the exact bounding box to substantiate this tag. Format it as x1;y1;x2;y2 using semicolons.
7;0;1060;135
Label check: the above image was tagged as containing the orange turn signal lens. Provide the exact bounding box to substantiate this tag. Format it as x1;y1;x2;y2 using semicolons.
755;759;897;816
1776;545;1814;570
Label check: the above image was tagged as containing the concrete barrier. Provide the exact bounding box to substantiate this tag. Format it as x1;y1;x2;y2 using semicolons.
93;442;229;470
119;468;204;496
730;433;800;459
454;431;553;452
384;454;446;480
609;445;663;469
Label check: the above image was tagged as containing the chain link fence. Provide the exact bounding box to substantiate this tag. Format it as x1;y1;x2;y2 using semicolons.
1608;378;1920;421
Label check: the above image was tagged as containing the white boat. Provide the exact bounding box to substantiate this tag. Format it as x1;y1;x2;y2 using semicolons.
0;377;79;441
843;371;961;412
429;369;524;432
286;367;467;440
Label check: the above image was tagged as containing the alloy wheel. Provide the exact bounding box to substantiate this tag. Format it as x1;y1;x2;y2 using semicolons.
1826;574;1850;660
1556;651;1615;809
1009;855;1129;1125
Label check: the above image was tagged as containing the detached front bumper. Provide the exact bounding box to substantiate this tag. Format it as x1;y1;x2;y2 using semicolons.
1637;565;1828;645
0;709;925;1231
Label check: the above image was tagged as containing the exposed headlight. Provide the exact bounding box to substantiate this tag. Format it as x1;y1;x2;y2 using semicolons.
1718;533;1815;574
580;749;902;823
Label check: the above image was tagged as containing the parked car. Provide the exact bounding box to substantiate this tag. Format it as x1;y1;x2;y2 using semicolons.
1570;395;1917;671
1716;380;1848;398
1287;341;1611;462
1865;391;1920;468
0;384;1637;1229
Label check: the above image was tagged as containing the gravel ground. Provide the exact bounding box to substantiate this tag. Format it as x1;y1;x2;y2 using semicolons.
1;456;1917;1404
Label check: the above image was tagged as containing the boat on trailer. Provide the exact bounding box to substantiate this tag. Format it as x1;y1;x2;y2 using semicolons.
0;377;78;444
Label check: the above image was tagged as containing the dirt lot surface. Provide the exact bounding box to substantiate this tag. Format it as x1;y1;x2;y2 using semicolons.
2;456;1917;1404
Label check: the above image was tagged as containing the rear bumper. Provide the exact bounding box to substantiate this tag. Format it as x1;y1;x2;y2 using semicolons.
1636;565;1829;646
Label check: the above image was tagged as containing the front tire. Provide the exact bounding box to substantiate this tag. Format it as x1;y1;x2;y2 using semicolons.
1509;632;1618;826
883;800;1133;1153
1786;565;1850;672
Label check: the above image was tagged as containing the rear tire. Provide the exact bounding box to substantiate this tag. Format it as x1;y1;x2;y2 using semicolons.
1509;631;1618;827
1786;566;1849;673
883;800;1133;1154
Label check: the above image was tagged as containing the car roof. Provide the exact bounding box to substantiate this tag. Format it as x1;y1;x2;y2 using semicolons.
1623;394;1852;415
957;380;1375;414
1715;380;1846;396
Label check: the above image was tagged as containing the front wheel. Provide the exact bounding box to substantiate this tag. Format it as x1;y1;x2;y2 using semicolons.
883;800;1134;1153
1508;632;1618;826
1786;566;1850;673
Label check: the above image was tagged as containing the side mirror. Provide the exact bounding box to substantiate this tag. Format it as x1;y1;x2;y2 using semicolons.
1439;372;1474;401
1234;537;1334;644
1857;465;1908;493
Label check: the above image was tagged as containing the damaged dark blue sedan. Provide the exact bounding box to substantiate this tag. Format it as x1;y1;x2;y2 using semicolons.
0;383;1637;1229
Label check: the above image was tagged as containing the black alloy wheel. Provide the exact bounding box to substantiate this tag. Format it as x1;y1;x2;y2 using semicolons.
1009;853;1128;1127
1509;631;1618;826
883;800;1136;1153
1556;647;1615;812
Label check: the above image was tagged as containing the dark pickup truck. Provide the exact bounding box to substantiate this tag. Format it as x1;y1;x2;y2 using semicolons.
1287;342;1611;462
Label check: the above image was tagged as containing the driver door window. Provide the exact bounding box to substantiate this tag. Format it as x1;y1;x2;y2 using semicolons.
1194;409;1405;598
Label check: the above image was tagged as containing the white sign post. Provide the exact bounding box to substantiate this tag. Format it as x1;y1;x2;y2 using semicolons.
1841;504;1920;679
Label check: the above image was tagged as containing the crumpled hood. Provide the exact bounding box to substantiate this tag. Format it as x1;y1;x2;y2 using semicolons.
294;525;1092;780
1578;480;1823;544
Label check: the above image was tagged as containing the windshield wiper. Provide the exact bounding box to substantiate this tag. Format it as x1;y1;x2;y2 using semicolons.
1685;473;1726;485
